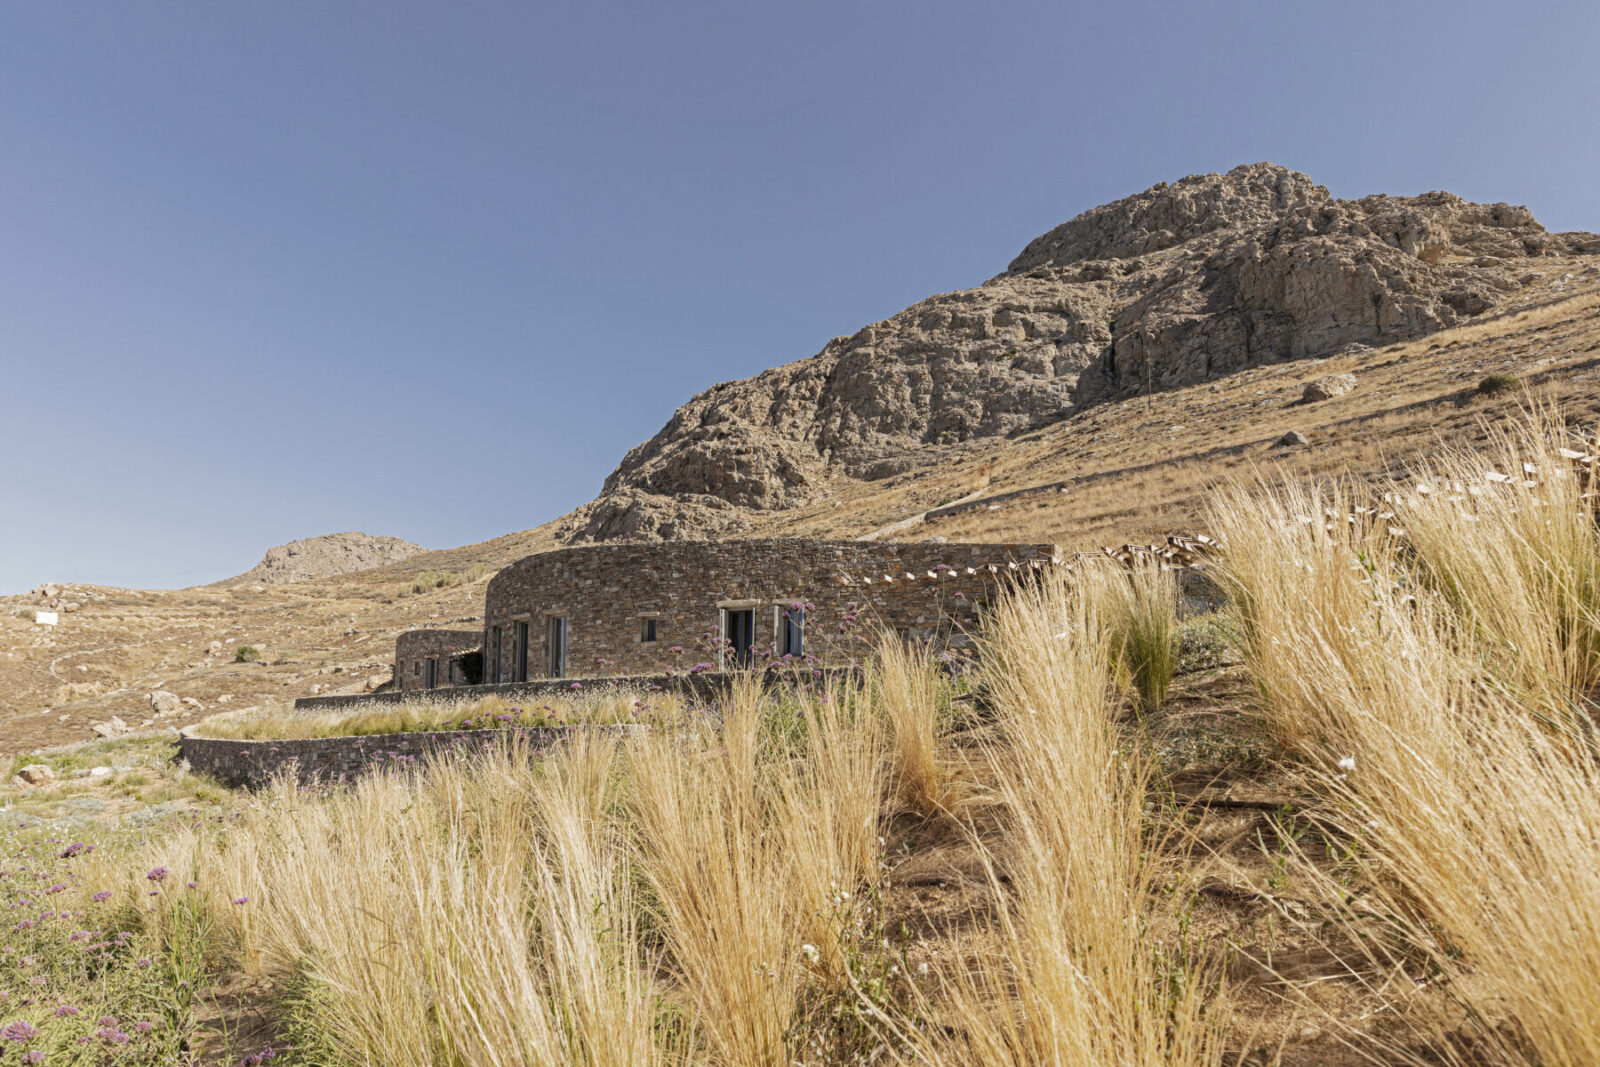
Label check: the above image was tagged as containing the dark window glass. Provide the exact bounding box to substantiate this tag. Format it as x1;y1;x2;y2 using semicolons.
781;607;804;658
515;620;529;683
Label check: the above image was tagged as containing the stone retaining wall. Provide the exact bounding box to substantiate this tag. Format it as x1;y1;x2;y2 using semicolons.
293;667;850;713
178;723;646;790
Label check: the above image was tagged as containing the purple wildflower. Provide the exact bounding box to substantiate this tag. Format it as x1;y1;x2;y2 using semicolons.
1;1020;40;1042
145;867;168;883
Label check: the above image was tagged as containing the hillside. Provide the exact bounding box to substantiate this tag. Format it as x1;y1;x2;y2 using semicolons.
1;164;1597;754
571;162;1600;541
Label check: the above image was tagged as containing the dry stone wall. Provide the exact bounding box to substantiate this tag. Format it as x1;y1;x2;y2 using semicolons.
479;538;1054;683
179;724;645;790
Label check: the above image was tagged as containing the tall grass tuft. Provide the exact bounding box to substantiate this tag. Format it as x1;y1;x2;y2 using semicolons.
910;563;1224;1066
138;736;668;1067
1392;407;1600;715
1110;556;1180;712
1212;410;1600;1066
873;633;957;816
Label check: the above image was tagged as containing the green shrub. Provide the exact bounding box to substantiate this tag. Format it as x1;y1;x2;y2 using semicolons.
234;645;260;663
1478;373;1520;396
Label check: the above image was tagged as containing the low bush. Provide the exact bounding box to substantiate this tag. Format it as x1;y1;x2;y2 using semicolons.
1478;372;1520;396
233;646;260;663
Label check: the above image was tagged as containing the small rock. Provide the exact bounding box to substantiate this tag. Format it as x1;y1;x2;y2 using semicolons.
89;766;112;778
206;641;223;657
91;717;129;739
1277;430;1310;447
16;764;55;786
149;691;181;715
1301;373;1357;403
217;694;233;704
181;697;203;710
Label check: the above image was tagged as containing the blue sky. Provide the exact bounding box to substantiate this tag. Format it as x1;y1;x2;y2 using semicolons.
2;1;1597;592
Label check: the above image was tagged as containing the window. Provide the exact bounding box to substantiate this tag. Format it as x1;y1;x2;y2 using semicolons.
547;615;569;678
640;617;658;643
489;626;503;684
413;661;421;676
779;605;804;658
514;620;529;683
722;608;755;668
423;658;438;689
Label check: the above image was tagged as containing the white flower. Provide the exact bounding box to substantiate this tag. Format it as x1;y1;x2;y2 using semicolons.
1336;756;1356;772
801;943;819;962
917;962;929;975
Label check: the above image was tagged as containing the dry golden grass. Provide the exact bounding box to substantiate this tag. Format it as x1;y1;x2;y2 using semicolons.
907;562;1224;1067
1213;408;1600;1066
871;635;959;817
123;582;1228;1065
192;688;687;740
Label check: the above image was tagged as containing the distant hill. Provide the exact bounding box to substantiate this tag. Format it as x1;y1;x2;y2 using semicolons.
226;532;427;585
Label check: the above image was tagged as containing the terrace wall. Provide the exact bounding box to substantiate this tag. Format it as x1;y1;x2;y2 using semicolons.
293;667;854;713
178;723;646;790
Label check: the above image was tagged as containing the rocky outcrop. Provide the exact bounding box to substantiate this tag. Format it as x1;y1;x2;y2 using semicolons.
573;163;1597;544
229;532;427;585
1302;374;1358;403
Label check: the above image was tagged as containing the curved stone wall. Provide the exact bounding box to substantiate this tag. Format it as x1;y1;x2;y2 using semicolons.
479;538;1054;682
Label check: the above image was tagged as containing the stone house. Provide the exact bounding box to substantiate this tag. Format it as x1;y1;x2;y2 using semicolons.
395;538;1056;691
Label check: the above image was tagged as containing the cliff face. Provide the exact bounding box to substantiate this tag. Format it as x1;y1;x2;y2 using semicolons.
572;163;1599;543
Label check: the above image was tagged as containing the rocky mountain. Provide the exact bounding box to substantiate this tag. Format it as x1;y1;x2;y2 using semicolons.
228;532;427;585
571;163;1599;543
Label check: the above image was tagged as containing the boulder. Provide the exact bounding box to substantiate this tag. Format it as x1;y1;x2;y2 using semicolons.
1278;430;1310;448
149;691;181;715
91;717;129;739
1302;374;1358;403
15;764;54;786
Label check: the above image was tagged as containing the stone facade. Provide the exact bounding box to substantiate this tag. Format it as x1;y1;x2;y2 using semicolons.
394;629;483;692
477;539;1055;683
